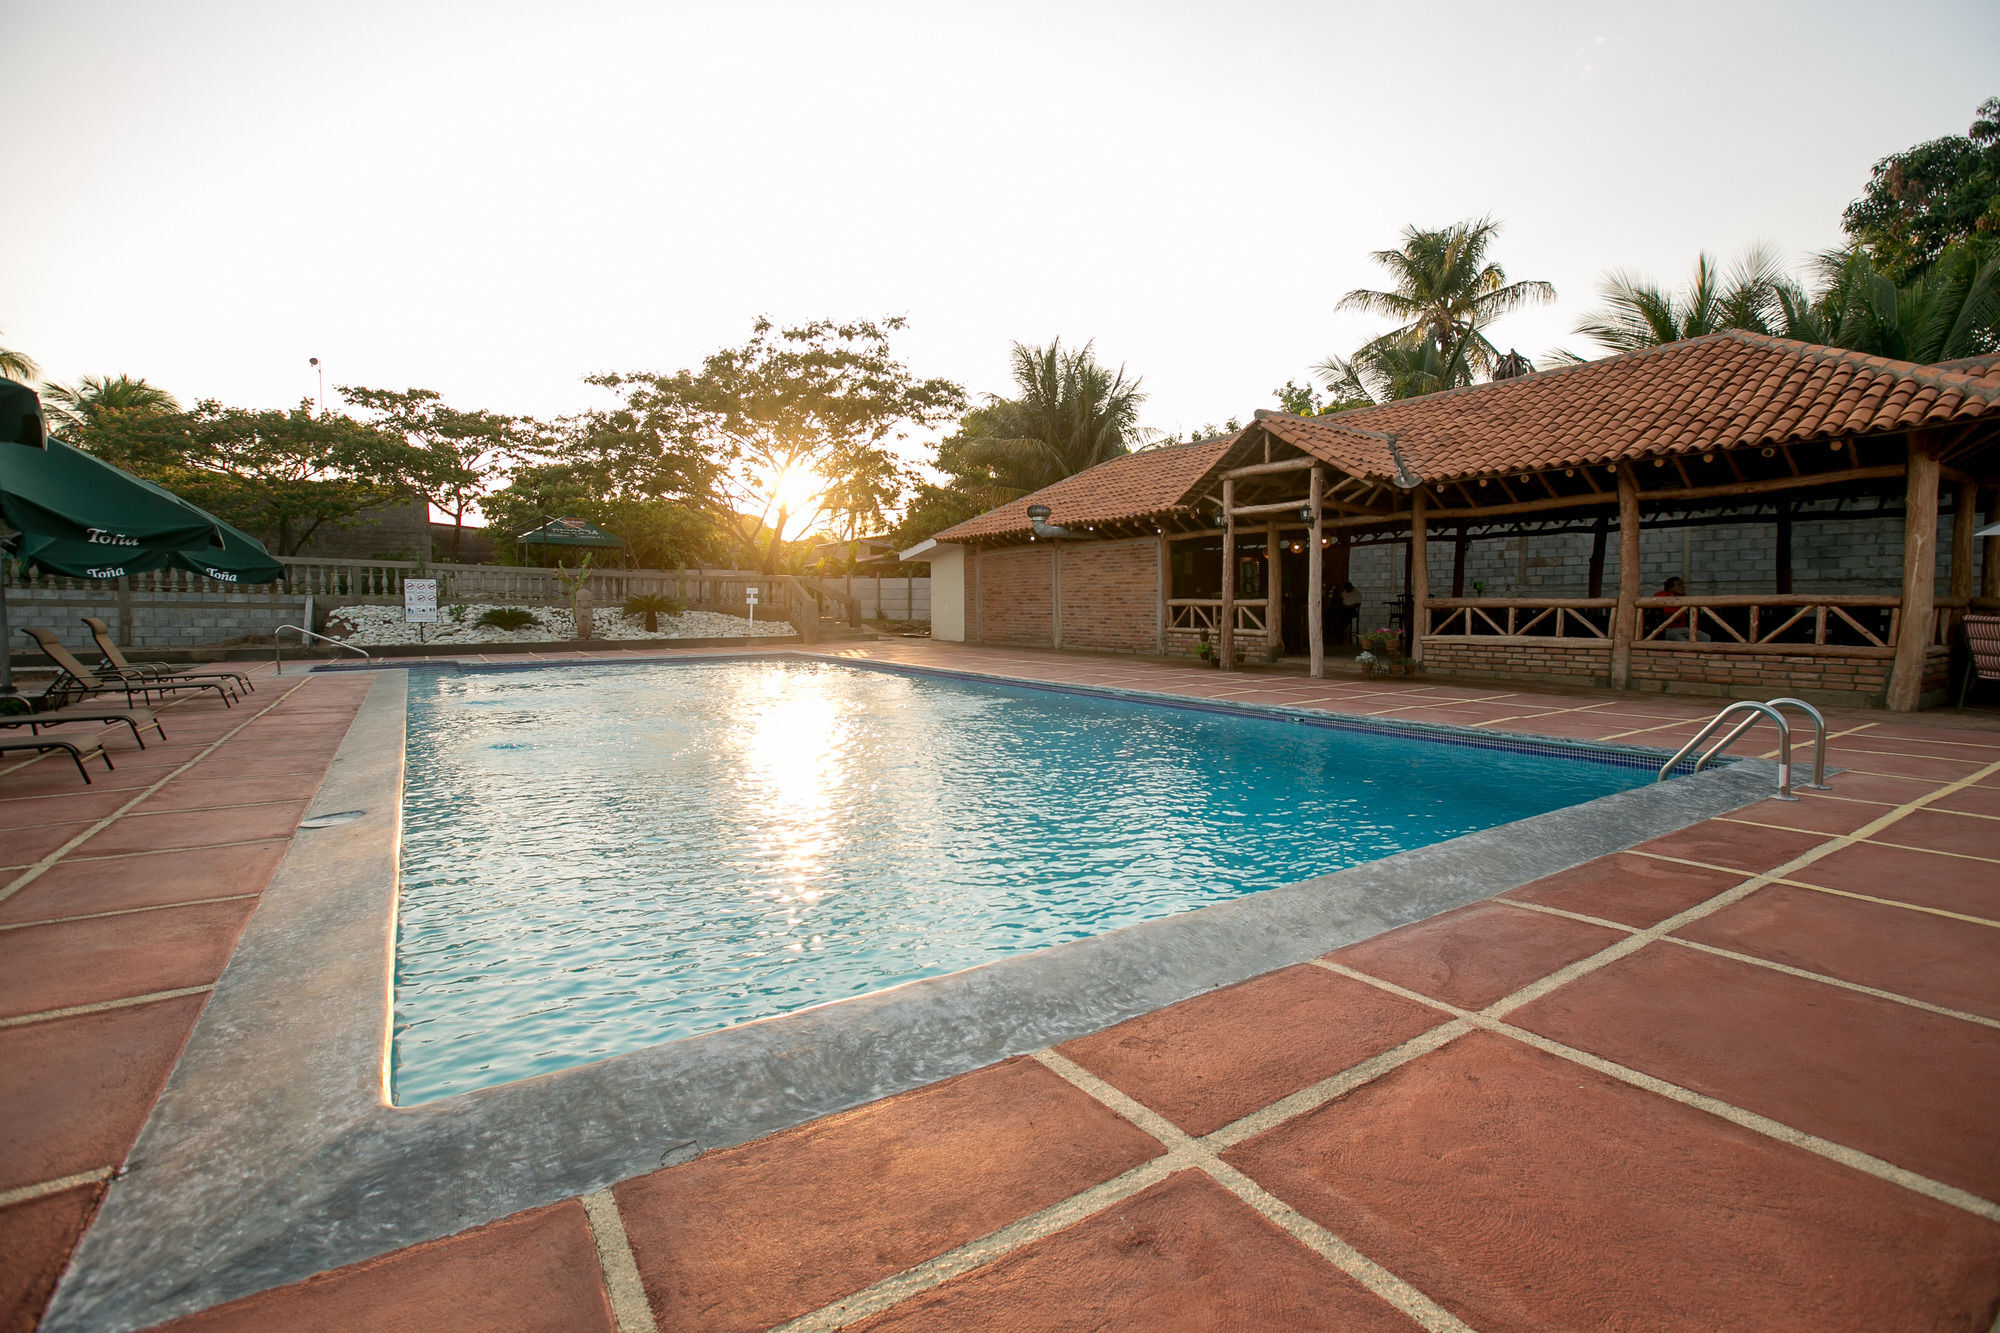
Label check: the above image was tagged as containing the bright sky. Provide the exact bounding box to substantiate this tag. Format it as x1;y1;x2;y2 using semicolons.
6;0;1998;467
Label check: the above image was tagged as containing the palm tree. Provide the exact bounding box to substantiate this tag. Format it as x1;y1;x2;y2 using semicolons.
1316;334;1474;404
1571;246;1787;354
1803;241;2000;363
43;374;180;430
1336;217;1556;378
0;331;37;383
954;339;1148;501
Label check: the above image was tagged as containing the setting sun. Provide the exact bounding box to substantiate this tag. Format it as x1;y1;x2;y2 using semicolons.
760;463;829;534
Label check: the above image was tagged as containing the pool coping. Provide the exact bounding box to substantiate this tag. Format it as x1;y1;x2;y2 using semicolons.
45;654;1778;1332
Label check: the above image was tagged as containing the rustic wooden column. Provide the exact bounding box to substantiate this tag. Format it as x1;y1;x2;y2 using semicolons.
1984;487;2000;600
1155;536;1169;655
1452;526;1469;597
1265;522;1283;660
1775;498;1794;595
1949;482;1977;611
1586;516;1608;598
1887;439;1942;712
1409;490;1429;665
1308;466;1325;679
1219;478;1236;671
1610;466;1641;689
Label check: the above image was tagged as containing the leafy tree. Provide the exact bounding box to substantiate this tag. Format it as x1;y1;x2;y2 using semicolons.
477;457;730;570
340;386;518;561
75;399;412;554
1336;217;1555;379
1317;333;1474;403
1569;247;1786;354
951;339;1148;503
43;374;180;430
0;331;37;383
589;317;964;573
1843;96;2000;281
1806;239;2000;362
886;479;989;552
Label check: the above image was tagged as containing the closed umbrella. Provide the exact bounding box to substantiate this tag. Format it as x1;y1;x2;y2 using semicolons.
0;380;223;696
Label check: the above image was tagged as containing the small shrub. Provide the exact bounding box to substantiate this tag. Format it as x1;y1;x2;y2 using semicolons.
622;593;685;633
447;604;468;624
477;607;539;631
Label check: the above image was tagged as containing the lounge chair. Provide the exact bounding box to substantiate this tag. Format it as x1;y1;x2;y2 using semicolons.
20;627;235;709
81;617;254;695
0;729;114;784
1958;614;2000;710
0;700;165;749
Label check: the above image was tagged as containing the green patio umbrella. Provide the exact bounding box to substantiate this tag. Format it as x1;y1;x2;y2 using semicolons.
518;516;623;564
0;381;224;696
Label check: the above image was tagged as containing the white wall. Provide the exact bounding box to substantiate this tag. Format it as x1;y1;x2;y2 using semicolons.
927;545;966;641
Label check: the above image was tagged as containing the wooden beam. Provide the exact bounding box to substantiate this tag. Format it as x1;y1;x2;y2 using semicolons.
1887;442;1939;711
1229;498;1311;518
1425;464;1907;520
1223;456;1316;480
1611;466;1641;689
1308;467;1325;679
1220;477;1237;672
1410;489;1429;664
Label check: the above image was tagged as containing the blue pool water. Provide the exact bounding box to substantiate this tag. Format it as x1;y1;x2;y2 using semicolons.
392;659;1653;1102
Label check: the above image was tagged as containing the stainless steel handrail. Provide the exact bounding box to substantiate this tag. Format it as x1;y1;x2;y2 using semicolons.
1695;697;1830;791
1658;700;1795;800
274;625;371;675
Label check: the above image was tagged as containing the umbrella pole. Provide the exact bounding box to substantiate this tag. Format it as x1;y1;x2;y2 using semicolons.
0;568;13;696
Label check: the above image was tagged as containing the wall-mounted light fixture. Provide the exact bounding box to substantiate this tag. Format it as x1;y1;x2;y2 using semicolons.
1298;503;1316;525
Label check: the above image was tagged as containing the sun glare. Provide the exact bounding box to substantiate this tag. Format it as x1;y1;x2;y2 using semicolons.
761;464;829;529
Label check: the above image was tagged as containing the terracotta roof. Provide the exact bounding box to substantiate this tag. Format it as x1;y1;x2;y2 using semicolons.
933;435;1238;542
1260;331;2000;485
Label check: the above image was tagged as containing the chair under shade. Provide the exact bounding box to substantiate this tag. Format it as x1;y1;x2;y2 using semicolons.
81;617;254;696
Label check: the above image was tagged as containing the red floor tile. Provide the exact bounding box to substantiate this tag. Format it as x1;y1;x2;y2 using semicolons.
0;821;99;868
0;898;256;1018
1327;901;1625;1010
1932;785;2000;817
1223;1032;2000;1333
0;997;205;1192
1502;851;1744;928
1718;794;1895;835
67;802;308;857
0;1182;103;1333
1507;944;2000;1199
846;1170;1415;1333
1630;820;1829;873
131;772;327;814
615;1058;1164;1333
1864;808;2000;860
1786;842;2000;920
0;841;286;925
157;1201;614;1333
1826;749;1986;781
1807;770;1947;805
1058;965;1445;1136
0;789;136;826
1674;884;2000;1021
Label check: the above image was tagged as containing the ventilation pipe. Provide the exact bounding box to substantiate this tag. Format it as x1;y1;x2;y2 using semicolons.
1026;504;1082;540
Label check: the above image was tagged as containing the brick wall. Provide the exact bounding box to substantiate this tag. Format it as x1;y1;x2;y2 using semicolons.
975;546;1056;647
1058;539;1159;654
1422;639;1612;687
1627;646;1893;705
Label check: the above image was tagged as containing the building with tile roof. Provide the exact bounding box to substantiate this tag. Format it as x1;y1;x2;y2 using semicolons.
914;334;2000;711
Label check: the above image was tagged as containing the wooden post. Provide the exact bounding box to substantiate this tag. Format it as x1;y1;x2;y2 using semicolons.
1220;478;1236;671
1887;439;1942;712
1452;526;1469;597
1155;536;1168;655
1948;482;1977;612
1409;490;1429;665
1775;499;1793;595
1308;467;1324;679
1265;522;1283;660
1610;467;1641;689
1985;487;2000;600
1586;516;1607;598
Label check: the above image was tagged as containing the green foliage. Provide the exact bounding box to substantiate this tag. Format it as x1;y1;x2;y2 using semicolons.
1843;97;2000;281
68;398;412;554
886;480;988;552
1319;334;1474;404
588;316;965;573
447;604;468;624
43;374;180;430
1807;240;2000;362
0;330;39;383
1569;247;1787;354
340;385;518;559
621;593;685;633
949;339;1148;504
479;457;731;569
477;607;538;630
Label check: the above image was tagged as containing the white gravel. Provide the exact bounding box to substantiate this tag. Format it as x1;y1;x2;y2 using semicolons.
322;603;795;647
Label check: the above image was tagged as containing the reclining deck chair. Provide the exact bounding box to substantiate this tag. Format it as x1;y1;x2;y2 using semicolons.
0;729;114;784
1959;614;2000;711
81;617;254;696
20;627;235;709
0;699;165;748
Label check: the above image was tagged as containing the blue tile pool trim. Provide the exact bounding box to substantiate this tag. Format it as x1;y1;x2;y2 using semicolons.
319;650;1714;777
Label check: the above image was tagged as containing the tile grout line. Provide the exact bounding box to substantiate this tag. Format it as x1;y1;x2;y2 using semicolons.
0;984;215;1029
1030;1049;1477;1333
1502;897;2000;1030
0;1167;114;1211
581;1189;658;1333
0;678;316;907
1315;958;2000;1223
0;892;263;932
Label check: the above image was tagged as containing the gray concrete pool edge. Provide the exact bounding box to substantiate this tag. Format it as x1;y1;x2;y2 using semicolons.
46;661;1778;1332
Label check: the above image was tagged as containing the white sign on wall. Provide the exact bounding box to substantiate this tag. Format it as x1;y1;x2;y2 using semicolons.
404;578;439;624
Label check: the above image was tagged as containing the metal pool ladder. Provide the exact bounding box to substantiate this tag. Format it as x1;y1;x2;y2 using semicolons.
1657;697;1830;801
274;625;372;675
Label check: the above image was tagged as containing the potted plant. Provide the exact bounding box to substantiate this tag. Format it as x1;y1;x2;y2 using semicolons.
1195;630;1218;666
1358;626;1407;676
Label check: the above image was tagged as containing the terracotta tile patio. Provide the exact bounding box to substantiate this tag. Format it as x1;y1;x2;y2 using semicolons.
2;642;1997;1331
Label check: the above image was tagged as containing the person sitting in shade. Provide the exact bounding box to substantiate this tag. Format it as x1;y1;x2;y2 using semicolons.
1654;576;1711;641
1330;581;1363;645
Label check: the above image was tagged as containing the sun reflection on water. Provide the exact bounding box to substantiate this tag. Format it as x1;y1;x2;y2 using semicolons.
734;672;850;901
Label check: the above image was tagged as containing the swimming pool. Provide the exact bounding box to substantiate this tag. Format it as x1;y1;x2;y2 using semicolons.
393;658;1659;1101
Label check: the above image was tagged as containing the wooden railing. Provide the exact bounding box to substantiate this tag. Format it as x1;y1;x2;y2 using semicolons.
1421;593;1950;657
1169;598;1268;635
1427;597;1613;640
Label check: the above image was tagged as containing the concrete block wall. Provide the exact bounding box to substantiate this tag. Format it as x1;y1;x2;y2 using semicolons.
8;587;308;654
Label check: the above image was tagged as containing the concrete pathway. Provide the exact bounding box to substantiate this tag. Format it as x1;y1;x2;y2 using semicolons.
2;646;1996;1330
